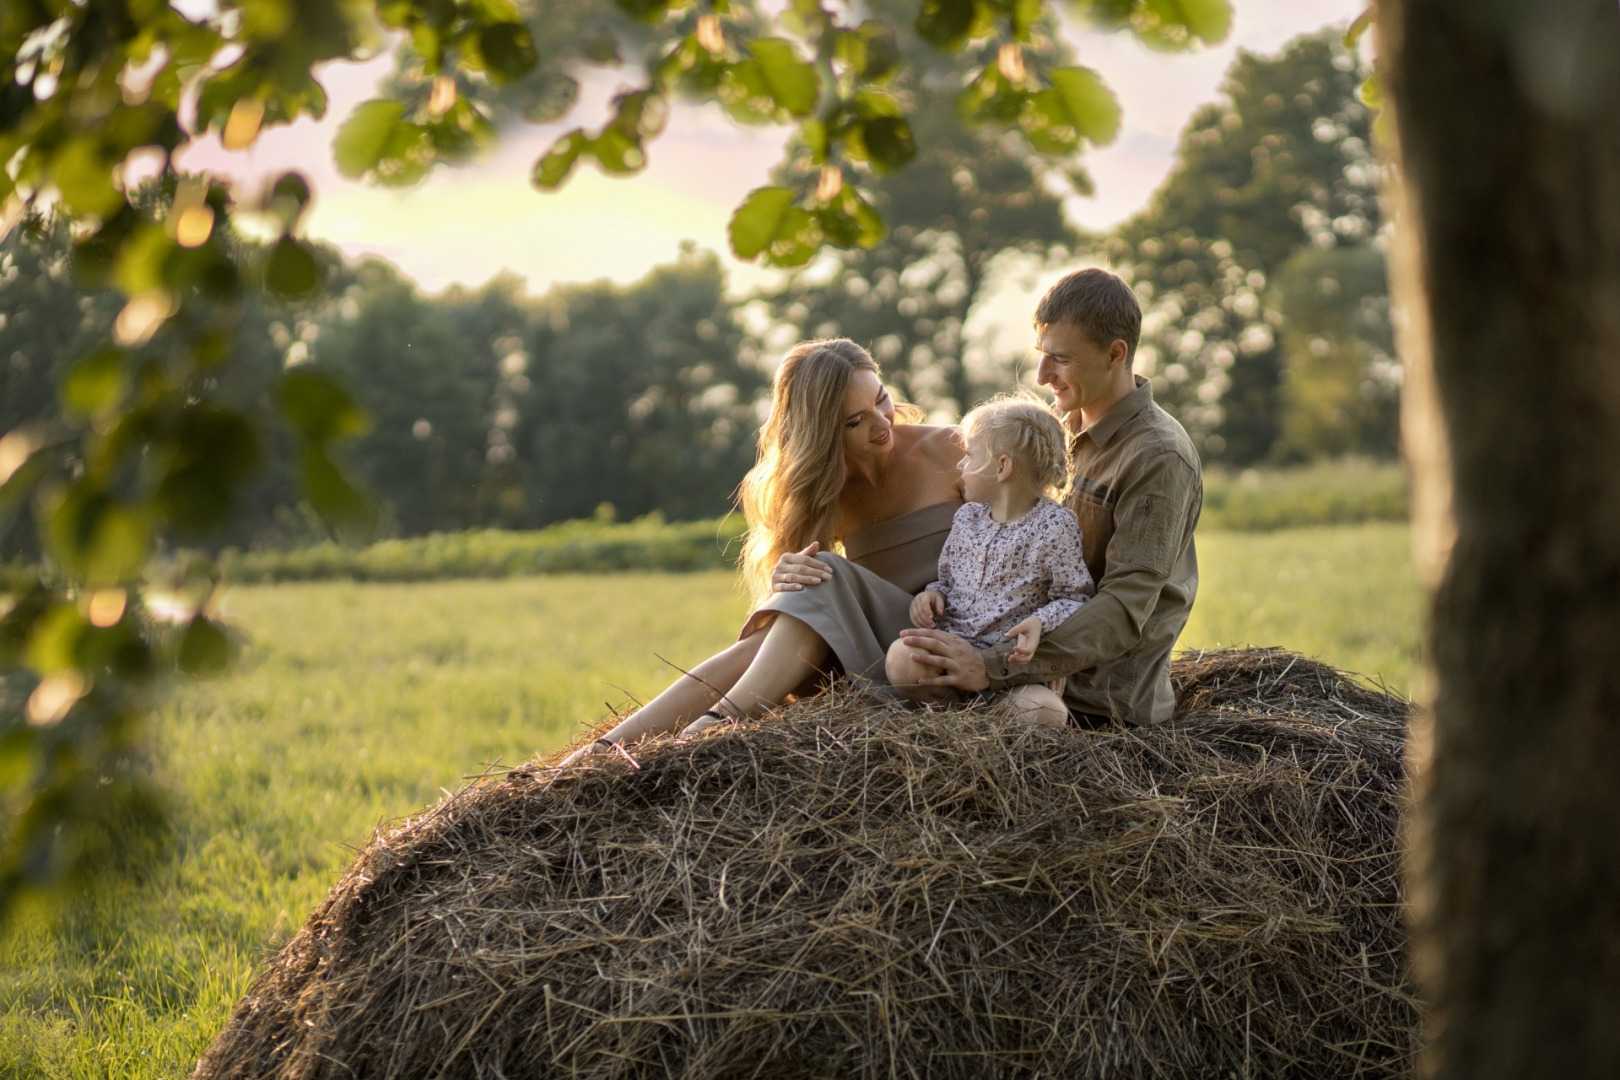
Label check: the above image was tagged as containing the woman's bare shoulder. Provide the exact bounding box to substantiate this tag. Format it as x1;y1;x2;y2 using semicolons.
903;423;965;462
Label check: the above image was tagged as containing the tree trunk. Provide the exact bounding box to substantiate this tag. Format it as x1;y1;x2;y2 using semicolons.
1378;0;1620;1075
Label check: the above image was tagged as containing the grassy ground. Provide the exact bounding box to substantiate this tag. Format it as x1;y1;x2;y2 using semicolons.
0;522;1419;1077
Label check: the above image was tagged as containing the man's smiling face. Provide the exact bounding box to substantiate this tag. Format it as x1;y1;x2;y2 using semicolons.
1034;320;1123;418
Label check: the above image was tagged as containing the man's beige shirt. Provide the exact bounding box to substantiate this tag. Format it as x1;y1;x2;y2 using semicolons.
976;376;1202;724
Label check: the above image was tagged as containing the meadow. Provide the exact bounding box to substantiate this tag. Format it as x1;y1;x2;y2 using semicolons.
0;522;1420;1077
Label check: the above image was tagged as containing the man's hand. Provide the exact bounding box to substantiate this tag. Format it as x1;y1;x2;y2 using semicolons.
910;589;946;629
771;542;832;592
1004;616;1043;664
896;628;991;691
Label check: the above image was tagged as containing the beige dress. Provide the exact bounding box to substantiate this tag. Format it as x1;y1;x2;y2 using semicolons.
738;500;963;689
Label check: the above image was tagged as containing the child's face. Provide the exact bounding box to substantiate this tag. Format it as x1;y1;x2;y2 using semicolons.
957;431;1004;504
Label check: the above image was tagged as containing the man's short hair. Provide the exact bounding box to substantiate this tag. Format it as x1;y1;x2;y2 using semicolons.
1034;268;1142;363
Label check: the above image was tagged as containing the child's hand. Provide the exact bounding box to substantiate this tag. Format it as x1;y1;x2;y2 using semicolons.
1004;616;1043;664
910;590;946;629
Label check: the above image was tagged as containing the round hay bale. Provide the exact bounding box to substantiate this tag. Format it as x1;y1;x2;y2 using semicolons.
195;648;1418;1079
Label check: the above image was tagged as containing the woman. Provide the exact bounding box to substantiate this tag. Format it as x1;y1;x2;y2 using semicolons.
566;338;964;762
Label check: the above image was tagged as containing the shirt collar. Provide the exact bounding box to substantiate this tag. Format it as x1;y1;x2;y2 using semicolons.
1071;375;1154;450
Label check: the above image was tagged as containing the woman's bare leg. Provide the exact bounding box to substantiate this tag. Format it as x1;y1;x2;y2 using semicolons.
594;630;764;746
680;614;830;734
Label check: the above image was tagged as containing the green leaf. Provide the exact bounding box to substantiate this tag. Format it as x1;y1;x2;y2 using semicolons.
299;444;374;535
850;22;900;81
44;490;149;585
915;0;975;49
729;186;796;260
1009;0;1043;39
522;73;580;123
1359;71;1384;110
766;206;820;267
582;30;621;64
1137;0;1232;48
855;116;916;172
818;186;886;249
176;616;230;676
62;349;127;420
26;605;85;674
720;61;779;125
279;371;370;444
1020;90;1078;153
1344;7;1374;49
52;139;123;219
959;64;1025;126
333;100;405;179
478;22;539;84
613;0;672;21
590;127;644;174
113;225;174;296
1170;0;1233;43
264;237;321;301
532;130;587;190
157;408;263;534
750;39;819;116
267;172;312;230
1050;67;1121;146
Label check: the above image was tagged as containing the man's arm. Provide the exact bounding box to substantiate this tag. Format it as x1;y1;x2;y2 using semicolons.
977;451;1200;689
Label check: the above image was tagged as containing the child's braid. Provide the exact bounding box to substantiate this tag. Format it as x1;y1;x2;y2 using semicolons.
959;395;1070;496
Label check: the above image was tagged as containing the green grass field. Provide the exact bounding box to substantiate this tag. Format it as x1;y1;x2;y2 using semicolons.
0;522;1421;1077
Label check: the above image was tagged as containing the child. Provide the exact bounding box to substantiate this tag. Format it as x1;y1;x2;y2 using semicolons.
885;396;1093;726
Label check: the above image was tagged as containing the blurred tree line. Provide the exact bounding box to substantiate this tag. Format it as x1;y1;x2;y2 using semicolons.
1;232;763;547
0;27;1392;550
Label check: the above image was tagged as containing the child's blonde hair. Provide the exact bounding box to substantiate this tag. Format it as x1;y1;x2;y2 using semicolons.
959;395;1070;495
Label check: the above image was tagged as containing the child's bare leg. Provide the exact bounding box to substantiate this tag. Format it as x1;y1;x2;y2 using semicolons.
1004;683;1069;728
885;638;958;706
595;630;764;746
681;614;830;734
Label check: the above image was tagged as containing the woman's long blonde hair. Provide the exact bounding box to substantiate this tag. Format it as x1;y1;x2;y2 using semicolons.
738;339;915;600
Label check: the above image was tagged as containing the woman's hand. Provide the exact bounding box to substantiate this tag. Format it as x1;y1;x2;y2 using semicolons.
771;542;833;592
910;590;946;629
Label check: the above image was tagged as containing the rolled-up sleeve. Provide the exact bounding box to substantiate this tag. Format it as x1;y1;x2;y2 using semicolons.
978;451;1199;688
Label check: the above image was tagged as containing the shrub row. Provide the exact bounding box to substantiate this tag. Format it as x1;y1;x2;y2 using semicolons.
221;462;1407;584
223;514;749;584
1201;459;1406;532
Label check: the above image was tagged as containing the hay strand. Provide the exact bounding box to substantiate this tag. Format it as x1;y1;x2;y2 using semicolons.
195;648;1418;1079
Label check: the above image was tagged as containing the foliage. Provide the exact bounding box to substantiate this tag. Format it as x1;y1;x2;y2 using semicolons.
1100;29;1388;464
1;223;763;544
0;0;1232;916
1201;457;1405;532
217;461;1405;585
1267;242;1397;460
756;0;1081;417
223;512;747;583
0;524;1417;1074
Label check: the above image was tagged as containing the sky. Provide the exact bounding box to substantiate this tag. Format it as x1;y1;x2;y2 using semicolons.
180;0;1367;301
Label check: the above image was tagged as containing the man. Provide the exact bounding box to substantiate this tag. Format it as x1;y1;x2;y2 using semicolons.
900;268;1202;725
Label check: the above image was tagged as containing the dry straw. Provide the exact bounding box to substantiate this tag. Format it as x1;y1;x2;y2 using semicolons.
195;648;1418;1079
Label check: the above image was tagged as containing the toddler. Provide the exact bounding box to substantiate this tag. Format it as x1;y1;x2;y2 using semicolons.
885;396;1093;726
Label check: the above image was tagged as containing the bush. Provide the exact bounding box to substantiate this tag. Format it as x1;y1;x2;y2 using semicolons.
222;513;747;584
218;462;1409;584
1201;459;1406;531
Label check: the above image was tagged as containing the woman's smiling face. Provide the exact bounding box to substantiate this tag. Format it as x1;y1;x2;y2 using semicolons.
841;369;895;459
